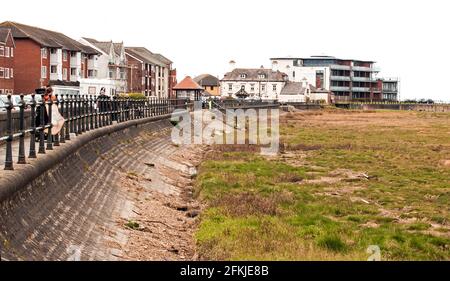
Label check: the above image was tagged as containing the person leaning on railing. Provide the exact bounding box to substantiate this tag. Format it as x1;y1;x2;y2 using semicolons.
35;86;56;141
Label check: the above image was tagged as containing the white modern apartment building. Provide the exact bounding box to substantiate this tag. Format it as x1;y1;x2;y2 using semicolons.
270;56;399;102
79;38;128;96
220;61;288;100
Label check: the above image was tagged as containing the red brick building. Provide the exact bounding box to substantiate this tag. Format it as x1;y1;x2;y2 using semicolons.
125;47;175;98
0;27;15;94
169;69;177;98
0;21;98;95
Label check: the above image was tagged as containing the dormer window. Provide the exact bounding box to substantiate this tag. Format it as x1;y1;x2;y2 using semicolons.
240;74;247;79
259;74;266;79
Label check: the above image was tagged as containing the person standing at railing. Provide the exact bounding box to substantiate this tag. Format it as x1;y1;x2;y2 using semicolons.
35;87;52;141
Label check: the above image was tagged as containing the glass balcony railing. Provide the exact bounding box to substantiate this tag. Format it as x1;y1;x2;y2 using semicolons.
331;76;351;81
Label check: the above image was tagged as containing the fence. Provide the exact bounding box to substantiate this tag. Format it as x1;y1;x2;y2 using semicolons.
0;93;192;171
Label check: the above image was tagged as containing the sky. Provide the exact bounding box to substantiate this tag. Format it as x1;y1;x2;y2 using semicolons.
1;0;449;101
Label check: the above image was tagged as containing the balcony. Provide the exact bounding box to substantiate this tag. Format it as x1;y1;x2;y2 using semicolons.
352;76;376;82
70;54;81;68
330;86;351;92
352;87;371;92
331;64;351;71
331;76;351;81
352;66;381;72
334;95;351;103
87;58;98;69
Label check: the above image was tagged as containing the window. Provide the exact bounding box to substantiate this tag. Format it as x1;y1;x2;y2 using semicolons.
41;66;47;78
0;89;3;94
10;48;13;57
108;70;113;78
62;51;68;61
5;68;9;79
261;84;266;91
70;68;77;76
41;48;47;58
273;84;277;92
10;68;13;78
240;74;247;79
50;65;57;74
250;84;255;91
228;84;233;91
71;51;77;58
5;47;9;58
50;48;57;54
0;67;4;78
210;86;214;91
241;85;245;90
63;68;68;78
88;70;95;78
0;46;4;56
293;71;295;78
258;74;266;79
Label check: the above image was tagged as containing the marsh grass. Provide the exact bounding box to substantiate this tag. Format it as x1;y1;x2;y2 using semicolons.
195;111;450;260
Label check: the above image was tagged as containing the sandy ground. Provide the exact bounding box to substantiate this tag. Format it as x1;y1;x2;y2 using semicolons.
114;143;205;261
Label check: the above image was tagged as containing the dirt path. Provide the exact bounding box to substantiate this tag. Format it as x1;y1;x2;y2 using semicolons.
116;144;204;261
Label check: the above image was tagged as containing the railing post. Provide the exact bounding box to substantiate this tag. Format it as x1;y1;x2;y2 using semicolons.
89;95;94;130
72;94;78;135
18;94;26;164
81;95;86;133
29;93;37;159
77;95;82;135
94;95;99;128
4;95;14;170
53;94;60;146
59;94;66;144
70;94;75;135
38;94;46;154
46;95;53;150
65;95;71;141
100;97;105;127
108;96;113;125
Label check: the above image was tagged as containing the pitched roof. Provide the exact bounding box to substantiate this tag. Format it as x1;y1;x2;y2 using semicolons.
113;42;123;56
83;37;113;54
153;53;172;65
0;28;12;44
173;76;203;90
280;82;307;95
125;47;171;66
222;68;287;82
280;82;331;95
0;21;96;53
193;74;220;87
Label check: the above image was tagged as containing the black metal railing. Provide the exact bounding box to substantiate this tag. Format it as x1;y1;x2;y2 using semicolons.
212;100;279;110
0;91;191;170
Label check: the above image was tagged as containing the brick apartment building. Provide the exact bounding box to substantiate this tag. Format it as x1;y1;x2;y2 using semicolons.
0;27;15;94
0;21;99;95
125;47;175;98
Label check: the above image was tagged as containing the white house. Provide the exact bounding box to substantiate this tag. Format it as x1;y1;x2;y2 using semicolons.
220;61;288;100
79;38;128;96
278;78;332;104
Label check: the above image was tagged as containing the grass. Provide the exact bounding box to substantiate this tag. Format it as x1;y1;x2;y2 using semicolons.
194;110;450;261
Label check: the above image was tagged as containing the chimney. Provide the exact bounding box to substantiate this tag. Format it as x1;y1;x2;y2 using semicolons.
272;60;279;72
229;60;236;71
302;77;308;89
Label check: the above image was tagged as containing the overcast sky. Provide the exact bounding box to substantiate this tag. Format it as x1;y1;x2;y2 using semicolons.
2;0;449;101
